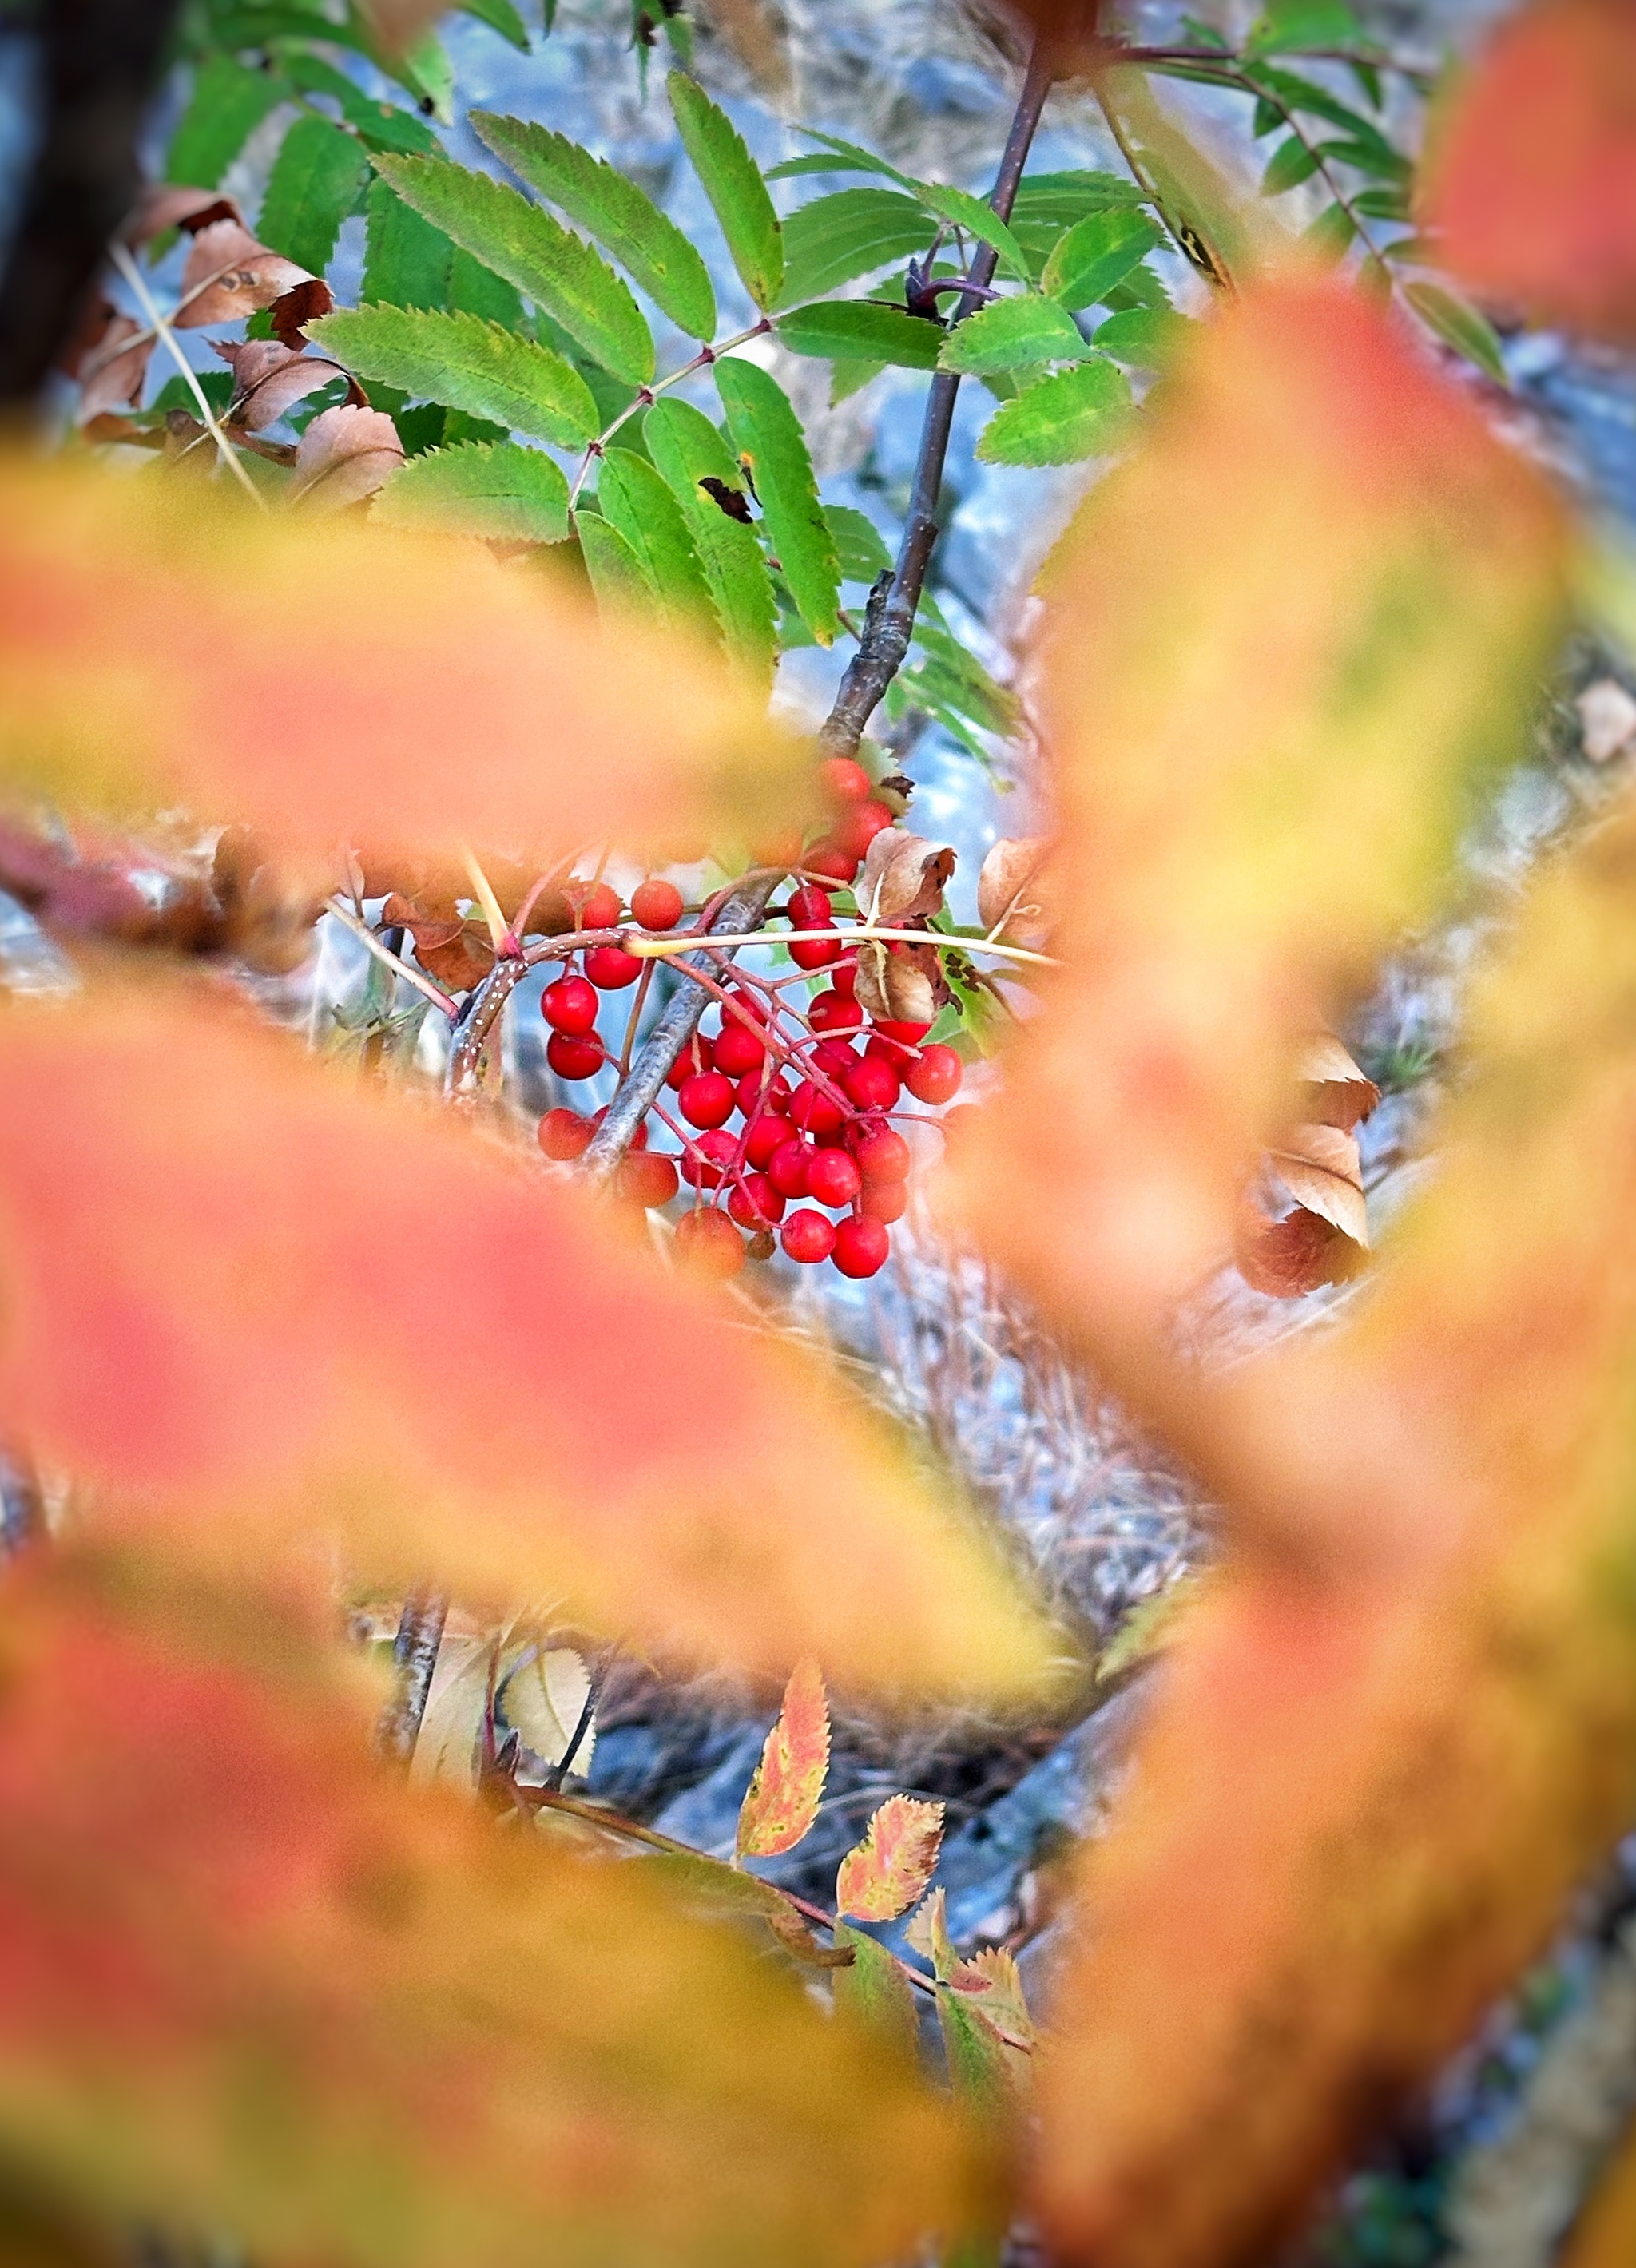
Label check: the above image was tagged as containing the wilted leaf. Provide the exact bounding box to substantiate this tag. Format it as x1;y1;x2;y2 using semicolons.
292;405;407;510
836;1795;945;1921
906;1886;957;1978
499;1644;594;1774
0;454;805;872
269;277;337;349
71;313;154;424
1296;1033;1380;1130
854;938;947;1025
857;831;955;928
736;1657;830;1860
976;835;1050;944
1233;1193;1363;1296
123;183;244;244
0;1552;992;2268
214;338;359;432
175;220;314;329
380;890;494;989
410;1628;494;1786
1419;0;1636;343
1265;1122;1367;1247
0;984;1050;1699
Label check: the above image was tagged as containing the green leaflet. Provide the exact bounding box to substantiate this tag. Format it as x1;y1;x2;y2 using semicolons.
1041;209;1165;311
796;131;1028;283
643;398;778;688
669;73;784;311
975;358;1134;468
279;51;438;154
258;114;371;275
714;356;841;647
935;1985;1015;2117
1303;200;1357;265
374;154;655;385
362;177;452;311
833;1922;919;2064
371;441;569;544
308;305;598;446
1404;282;1507;385
939;295;1086;375
459;0;530;49
594;447;718;637
776;188;935;307
831;359;883;406
776;300;943;369
472;112;717;340
824;503;893;585
1009;170;1150;231
449;247;526;329
1092;306;1189;369
1261;136;1322;195
575;511;650;612
166;54;286;188
1245;0;1366;57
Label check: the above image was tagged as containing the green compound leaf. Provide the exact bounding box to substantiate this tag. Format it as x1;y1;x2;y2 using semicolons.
371;441;570;545
644;398;778;689
1404;281;1507;385
975;358;1134;467
374;154;655;386
714;355;841;646
575;510;650;612
669;73;784;311
166;54;286;188
362;177;453;311
833;1921;921;2065
472;112;717;340
279;52;438;156
1261;135;1323;195
1303;199;1357;266
595;447;719;637
776;300;943;368
1041;208;1165;311
776;188;935;307
939;295;1088;375
308;305;599;448
258;114;371;276
1092;306;1191;369
824;502;893;584
915;182;1029;283
459;0;531;48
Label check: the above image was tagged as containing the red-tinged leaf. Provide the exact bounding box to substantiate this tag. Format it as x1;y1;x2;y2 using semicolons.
836;1795;945;1922
214;338;359;432
1296;1033;1380;1131
0;1552;996;2268
1420;0;1636;342
122;184;244;244
175;220;314;328
1233;1196;1362;1296
0;985;1050;1699
0;453;808;874
736;1656;830;1858
291;403;406;510
269;276;336;349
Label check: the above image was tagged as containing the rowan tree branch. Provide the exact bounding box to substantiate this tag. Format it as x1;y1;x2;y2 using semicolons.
580;31;1057;1180
375;1592;449;1765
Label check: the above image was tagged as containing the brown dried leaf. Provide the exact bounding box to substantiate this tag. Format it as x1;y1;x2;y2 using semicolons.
291;405;406;511
836;1795;945;1923
73;314;154;424
854;940;948;1025
1266;1123;1367;1249
123;184;243;244
214;338;357;433
736;1658;830;1860
976;836;1051;946
176;220;313;330
1233;1195;1364;1298
500;1645;594;1775
270;277;336;350
859;831;956;929
1296;1034;1380;1132
356;0;454;52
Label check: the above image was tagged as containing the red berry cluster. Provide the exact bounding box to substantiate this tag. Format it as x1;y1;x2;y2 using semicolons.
530;799;966;1283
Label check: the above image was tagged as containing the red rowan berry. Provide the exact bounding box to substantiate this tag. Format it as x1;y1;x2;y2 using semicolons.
713;1020;766;1077
674;1208;745;1278
860;1178;907;1225
617;1152;680;1209
832;1215;891;1278
788;1081;846;1140
905;1043;963;1105
665;1033;713;1091
787;884;835;930
872;1018;934;1049
780;1209;836;1265
631;878;684;931
546;1031;604;1080
832;955;858;1001
728;1172;785;1230
572;880;622;930
809;988;862;1035
678;1071;736;1130
538;1108;593;1161
743;1110;791;1169
806;1147;861;1209
854;1124;911;1182
753;827;804;870
737;1069;792;1119
812;1037;859;1077
818;755;872;807
767;1137;812;1200
832;800;895;861
789;934;841;972
805;842;860;886
842;1056;899;1113
586;942;642;989
541;973;598;1034
679;1128;737;1189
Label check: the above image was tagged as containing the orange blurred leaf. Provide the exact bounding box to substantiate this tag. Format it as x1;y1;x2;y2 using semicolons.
836;1795;945;1922
0;454;806;874
1420;0;1636;343
0;982;1049;1699
736;1657;831;1859
0;1551;992;2268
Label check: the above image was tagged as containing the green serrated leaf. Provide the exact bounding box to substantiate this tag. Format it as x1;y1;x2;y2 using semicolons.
166;54;287;188
308;305;598;446
595;446;718;635
975;357;1134;467
1091;306;1189;369
575;509;650;613
362;176;452;311
1010;171;1151;230
371;440;569;544
715;355;840;645
939;293;1087;375
1261;136;1322;196
776;299;943;369
764;153;872;180
374;154;655;384
830;358;882;406
258;113;370;274
473;112;717;339
280;52;438;155
1041;208;1165;311
459;0;530;48
936;1985;1015;2115
448;246;526;330
643;398;778;687
1245;65;1403;168
1245;0;1364;57
833;1922;920;2063
1315;134;1411;182
1405;282;1508;385
669;73;783;310
915;182;1030;284
824;503;893;585
776;188;935;308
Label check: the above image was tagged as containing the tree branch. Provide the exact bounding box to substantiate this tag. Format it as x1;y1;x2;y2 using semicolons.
375;1592;449;1765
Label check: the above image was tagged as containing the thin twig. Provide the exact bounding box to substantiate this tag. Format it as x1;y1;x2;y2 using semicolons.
109;240;263;503
566;317;772;510
625;924;1057;972
375;1592;449;1764
326;895;458;1017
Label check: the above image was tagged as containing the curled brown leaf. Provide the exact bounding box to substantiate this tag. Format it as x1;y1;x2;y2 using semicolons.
977;835;1050;947
292;406;406;511
177;221;314;330
858;830;956;929
214;338;359;433
122;184;244;244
